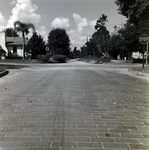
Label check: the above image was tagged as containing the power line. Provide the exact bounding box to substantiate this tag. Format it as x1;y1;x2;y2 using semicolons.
0;22;125;32
32;23;124;30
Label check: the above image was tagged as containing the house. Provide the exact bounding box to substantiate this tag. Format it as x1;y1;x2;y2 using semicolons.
6;37;28;57
0;31;28;58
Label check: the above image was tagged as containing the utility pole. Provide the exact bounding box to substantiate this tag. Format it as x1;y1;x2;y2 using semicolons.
146;43;148;65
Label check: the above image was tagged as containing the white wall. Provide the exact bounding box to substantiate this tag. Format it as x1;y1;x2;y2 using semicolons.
7;45;23;57
17;47;23;57
0;32;8;53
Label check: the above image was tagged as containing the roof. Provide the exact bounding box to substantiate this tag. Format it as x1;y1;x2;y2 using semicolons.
6;37;28;46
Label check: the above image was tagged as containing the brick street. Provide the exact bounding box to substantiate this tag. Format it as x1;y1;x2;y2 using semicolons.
0;60;149;149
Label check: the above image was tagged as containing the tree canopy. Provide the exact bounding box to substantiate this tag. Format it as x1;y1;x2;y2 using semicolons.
115;0;149;25
14;21;35;59
14;21;35;37
47;28;70;57
4;28;19;37
80;14;110;58
27;32;46;59
112;0;149;60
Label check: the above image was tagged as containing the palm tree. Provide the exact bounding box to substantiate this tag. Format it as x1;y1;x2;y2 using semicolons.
14;21;35;59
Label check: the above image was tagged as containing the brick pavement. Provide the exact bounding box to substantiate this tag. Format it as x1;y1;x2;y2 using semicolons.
0;63;149;149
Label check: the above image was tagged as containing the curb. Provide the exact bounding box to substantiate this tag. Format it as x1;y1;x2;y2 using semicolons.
0;69;9;78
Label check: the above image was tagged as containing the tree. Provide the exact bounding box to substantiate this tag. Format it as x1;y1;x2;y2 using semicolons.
47;28;70;57
80;14;110;59
114;0;149;59
115;0;135;18
27;32;46;59
109;33;122;59
95;14;108;30
85;39;99;57
94;14;110;55
4;28;19;37
72;47;80;59
14;21;35;59
115;0;149;25
80;46;87;58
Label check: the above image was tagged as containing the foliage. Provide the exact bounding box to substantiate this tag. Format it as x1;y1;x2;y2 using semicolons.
14;21;35;37
115;0;149;25
37;54;51;63
95;14;108;30
72;47;81;59
47;28;70;57
114;0;149;60
96;56;112;64
4;28;19;37
27;32;46;59
14;20;35;59
6;52;23;59
80;46;87;58
94;14;110;55
85;39;99;57
51;54;67;63
109;33;122;59
80;14;110;59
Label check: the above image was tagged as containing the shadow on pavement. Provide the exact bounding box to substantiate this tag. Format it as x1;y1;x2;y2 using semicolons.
0;64;29;69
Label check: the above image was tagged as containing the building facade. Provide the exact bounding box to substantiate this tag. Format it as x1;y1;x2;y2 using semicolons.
0;31;28;58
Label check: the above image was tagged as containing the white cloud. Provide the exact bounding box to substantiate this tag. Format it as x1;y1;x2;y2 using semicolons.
26;26;48;43
89;20;97;27
7;0;41;27
51;17;70;28
73;13;89;27
37;26;48;41
51;14;95;49
67;29;87;49
68;13;97;48
72;13;89;33
0;12;7;30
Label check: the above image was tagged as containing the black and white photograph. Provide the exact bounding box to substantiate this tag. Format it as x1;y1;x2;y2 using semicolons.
0;0;149;149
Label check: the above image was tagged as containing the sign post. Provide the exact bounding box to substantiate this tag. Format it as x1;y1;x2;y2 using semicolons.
139;34;149;68
146;43;148;65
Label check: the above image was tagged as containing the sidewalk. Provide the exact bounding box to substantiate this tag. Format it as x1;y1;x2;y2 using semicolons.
129;65;149;77
103;60;149;79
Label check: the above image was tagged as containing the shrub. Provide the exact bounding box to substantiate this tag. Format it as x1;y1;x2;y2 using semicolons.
6;53;23;59
37;54;50;63
52;54;67;63
96;56;112;64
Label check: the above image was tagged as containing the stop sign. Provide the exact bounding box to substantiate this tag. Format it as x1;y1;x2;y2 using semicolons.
139;34;149;44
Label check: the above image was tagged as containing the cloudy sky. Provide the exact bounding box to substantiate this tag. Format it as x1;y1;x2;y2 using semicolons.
0;0;126;49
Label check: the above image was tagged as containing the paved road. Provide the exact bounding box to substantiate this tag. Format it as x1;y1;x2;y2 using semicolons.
0;60;149;150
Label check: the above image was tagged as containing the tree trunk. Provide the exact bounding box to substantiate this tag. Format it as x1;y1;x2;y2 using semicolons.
22;32;25;59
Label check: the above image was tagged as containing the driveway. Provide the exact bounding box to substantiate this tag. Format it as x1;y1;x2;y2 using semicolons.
0;60;149;149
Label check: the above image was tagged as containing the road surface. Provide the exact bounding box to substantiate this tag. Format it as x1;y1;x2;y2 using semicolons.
0;60;149;150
